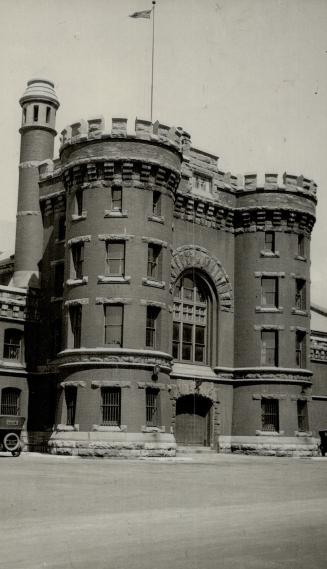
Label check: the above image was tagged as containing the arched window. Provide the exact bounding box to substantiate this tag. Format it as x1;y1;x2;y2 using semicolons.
1;388;21;415
173;273;211;364
3;329;23;361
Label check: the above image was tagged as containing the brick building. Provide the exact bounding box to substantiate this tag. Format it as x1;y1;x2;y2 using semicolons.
0;78;326;456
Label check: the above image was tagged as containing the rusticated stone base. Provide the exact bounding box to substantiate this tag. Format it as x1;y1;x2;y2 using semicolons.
218;435;319;457
48;430;177;458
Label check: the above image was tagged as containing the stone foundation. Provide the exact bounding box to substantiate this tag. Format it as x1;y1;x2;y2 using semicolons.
48;430;177;457
218;435;320;457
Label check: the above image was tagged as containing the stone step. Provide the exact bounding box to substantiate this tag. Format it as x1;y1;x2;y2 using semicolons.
176;445;214;454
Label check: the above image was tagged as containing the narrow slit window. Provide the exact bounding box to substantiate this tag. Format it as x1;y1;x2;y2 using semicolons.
46;106;51;123
152;191;161;216
264;231;275;253
33;105;39;122
111;187;122;212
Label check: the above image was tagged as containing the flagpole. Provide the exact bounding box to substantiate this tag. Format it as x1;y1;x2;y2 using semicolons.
150;1;156;122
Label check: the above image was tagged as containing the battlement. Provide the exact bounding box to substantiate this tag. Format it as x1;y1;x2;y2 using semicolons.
59;117;190;154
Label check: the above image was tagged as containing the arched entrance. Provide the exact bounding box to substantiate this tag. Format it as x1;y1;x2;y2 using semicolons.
175;394;212;446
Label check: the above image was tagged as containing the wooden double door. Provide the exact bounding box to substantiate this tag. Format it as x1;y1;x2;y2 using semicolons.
175;394;212;446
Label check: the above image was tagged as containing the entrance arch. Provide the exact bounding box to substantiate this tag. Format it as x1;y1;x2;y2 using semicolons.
175;394;212;446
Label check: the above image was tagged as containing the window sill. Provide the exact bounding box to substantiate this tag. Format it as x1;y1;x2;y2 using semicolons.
147;214;165;224
255;306;284;313
92;425;127;432
66;277;88;287
294;430;312;437
141;426;165;433
97;275;131;284
55;239;65;245
142;278;165;289
260;251;280;258
256;430;285;436
56;424;79;432
51;296;63;303
72;213;87;222
291;308;308;316
104;210;128;218
294;255;307;262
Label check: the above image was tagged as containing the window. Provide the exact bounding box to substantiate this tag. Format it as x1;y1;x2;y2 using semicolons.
173;274;208;363
58;215;66;241
33;105;39;122
296;331;306;368
152;191;161;216
147;244;162;280
192;174;211;194
264;231;275;253
261;398;279;432
54;263;65;297
111;186;122;212
105;242;125;277
297;400;309;432
71;243;84;280
104;305;123;346
0;388;20;416
69;305;82;349
3;329;22;361
146;307;160;348
65;386;77;426
53;319;62;356
261;277;278;307
298;234;305;257
101;387;121;426
146;387;160;427
46;106;51;123
74;190;83;217
295;279;306;310
261;330;278;366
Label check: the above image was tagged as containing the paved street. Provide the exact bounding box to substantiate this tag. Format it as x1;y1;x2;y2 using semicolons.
0;452;326;569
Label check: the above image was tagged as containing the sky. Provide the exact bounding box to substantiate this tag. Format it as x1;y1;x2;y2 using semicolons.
0;0;326;304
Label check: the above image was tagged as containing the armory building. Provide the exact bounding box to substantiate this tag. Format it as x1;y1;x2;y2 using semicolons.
0;78;326;457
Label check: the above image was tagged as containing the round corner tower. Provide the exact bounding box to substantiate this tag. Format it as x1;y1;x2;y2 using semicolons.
12;78;60;289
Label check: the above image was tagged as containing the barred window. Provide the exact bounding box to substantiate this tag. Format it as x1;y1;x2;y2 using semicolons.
71;243;84;280
69;305;82;349
65;386;77;426
146;387;160;427
104;305;123;346
3;329;23;361
261;277;278;307
152;191;161;216
111;186;122;212
105;242;125;277
1;388;20;416
147;244;162;280
295;279;306;310
264;231;275;252
173;274;208;364
261;398;279;432
297;400;309;432
101;387;121;426
296;331;306;368
146;307;160;348
261;330;278;366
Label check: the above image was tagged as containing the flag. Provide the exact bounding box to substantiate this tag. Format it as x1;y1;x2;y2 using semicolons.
129;9;152;19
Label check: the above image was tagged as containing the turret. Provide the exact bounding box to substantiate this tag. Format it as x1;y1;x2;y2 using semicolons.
12;79;60;288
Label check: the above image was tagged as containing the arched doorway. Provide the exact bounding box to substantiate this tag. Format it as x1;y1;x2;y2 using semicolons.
175;394;212;446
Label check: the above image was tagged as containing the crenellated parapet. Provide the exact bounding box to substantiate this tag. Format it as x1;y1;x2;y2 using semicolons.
59;116;188;154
